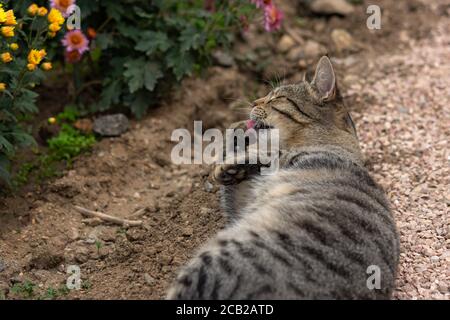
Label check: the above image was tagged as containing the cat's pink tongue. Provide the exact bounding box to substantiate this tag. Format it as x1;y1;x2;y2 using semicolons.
246;120;256;130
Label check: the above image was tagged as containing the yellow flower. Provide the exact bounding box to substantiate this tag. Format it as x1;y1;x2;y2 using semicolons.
37;7;48;16
48;117;57;124
9;43;19;51
28;49;46;66
48;8;65;25
48;22;61;32
42;62;52;71
27;64;37;71
39;49;47;58
48;31;57;38
1;52;13;63
0;83;6;92
4;10;17;26
1;26;15;37
28;4;39;16
0;6;6;24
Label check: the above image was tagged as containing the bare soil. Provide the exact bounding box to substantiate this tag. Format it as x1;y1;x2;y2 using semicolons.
0;0;448;299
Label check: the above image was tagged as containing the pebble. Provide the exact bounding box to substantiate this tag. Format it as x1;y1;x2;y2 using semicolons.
310;0;354;16
277;35;296;53
212;50;235;68
93;114;129;137
331;29;355;52
204;181;214;193
144;273;156;285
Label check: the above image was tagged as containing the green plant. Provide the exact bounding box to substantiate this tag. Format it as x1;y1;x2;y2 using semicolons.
47;123;95;162
10;280;36;298
0;0;65;186
95;240;103;255
81;280;92;290
71;0;256;118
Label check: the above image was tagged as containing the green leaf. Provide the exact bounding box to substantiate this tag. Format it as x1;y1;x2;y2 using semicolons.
124;59;163;93
166;49;195;80
135;31;171;55
0;136;14;155
123;58;146;93
96;33;114;50
0;154;11;186
144;63;163;91
98;79;122;110
179;27;206;52
130;90;153;119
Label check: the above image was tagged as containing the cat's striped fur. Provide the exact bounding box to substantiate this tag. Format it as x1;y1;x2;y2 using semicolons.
166;57;400;300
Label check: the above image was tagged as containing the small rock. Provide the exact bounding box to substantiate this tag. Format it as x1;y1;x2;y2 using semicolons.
212;50;235;67
204;181;214;193
303;40;327;58
99;227;117;242
430;256;440;262
287;47;304;62
144;273;155;285
331;29;355;52
85;229;99;244
182;227;194;237
277;35;296;53
438;284;448;294
93;114;129;137
310;0;354;16
200;207;214;215
29;248;63;270
74;246;90;264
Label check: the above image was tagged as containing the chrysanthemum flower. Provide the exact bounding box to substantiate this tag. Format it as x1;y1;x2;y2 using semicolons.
38;7;48;16
264;4;283;32
0;83;6;91
4;10;16;26
1;26;15;37
27;4;39;16
49;23;62;32
1;52;13;63
50;0;76;17
27;64;37;71
9;43;18;51
42;62;53;71
48;8;65;25
251;0;272;8
64;49;82;63
87;27;97;39
28;49;46;66
0;5;6;23
62;30;89;54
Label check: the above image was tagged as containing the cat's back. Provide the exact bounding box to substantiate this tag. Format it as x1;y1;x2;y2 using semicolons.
167;146;400;300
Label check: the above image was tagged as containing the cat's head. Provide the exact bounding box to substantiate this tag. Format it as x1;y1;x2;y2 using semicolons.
249;56;361;158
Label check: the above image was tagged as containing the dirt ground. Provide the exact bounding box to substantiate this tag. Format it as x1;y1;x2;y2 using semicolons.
0;0;448;300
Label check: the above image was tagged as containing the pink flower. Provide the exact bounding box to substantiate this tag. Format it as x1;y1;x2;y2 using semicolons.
62;30;90;54
65;50;82;63
50;0;76;17
251;0;272;8
264;4;283;32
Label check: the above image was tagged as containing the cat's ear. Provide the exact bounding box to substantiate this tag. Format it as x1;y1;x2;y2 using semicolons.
311;56;336;102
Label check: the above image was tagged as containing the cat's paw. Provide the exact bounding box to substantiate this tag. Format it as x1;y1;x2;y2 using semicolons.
213;163;249;185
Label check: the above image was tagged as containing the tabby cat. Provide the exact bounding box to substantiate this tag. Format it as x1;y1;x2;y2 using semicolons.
167;56;400;300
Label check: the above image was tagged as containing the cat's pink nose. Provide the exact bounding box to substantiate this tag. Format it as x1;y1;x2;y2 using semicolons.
246;120;256;129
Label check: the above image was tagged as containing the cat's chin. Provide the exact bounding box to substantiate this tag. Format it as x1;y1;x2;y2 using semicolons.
246;119;274;130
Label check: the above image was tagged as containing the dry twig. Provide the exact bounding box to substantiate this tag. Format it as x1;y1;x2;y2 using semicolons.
74;206;143;227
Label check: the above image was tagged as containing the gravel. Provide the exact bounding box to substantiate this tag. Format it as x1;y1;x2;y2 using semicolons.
347;12;449;300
